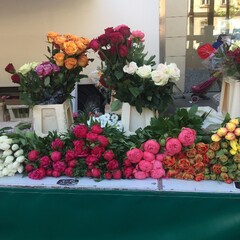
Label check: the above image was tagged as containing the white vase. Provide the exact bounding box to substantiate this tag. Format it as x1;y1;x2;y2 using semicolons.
219;76;240;118
32;100;73;137
121;103;155;135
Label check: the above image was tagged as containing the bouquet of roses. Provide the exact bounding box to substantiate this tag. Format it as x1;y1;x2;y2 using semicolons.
89;24;180;114
5;32;92;106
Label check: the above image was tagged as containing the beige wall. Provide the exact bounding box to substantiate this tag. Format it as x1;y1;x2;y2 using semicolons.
0;0;160;87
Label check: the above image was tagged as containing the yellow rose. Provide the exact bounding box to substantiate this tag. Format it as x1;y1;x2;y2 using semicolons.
54;53;65;66
63;41;78;56
211;133;221;142
78;54;89;67
75;40;87;54
230;118;239;126
225;132;236;141
47;31;60;43
226;122;237;132
18;62;39;75
64;58;77;70
64;34;78;41
54;36;67;48
217;127;228;137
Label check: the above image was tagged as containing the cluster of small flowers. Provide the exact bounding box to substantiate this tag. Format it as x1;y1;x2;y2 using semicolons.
88;113;122;130
0;135;25;177
123;140;165;179
163;142;211;181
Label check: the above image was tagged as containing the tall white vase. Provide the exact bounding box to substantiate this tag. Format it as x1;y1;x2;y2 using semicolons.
121;103;155;135
219;76;240;118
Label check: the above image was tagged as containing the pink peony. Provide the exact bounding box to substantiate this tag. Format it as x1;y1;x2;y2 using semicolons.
91;146;105;158
133;170;148;179
28;150;40;161
112;169;122;179
51;151;62;162
72;124;88;138
25;164;34;172
51;138;64;150
28;168;46;180
165;138;182;156
86;155;99;165
126;148;143;164
106;159;119;170
143;151;155;162
53;161;66;173
52;170;61;178
138;160;153;172
65;150;76;162
91;124;103;134
143;140;160;154
103;150;115;161
91;168;101;178
46;169;53;176
150;168;165;179
65;167;73;177
97;135;109;147
104;172;112;180
131;30;145;42
123;158;132;167
67;159;78;168
178;128;196;147
40;156;51;168
152;160;163;169
123;166;134;178
156;153;166;162
86;132;99;141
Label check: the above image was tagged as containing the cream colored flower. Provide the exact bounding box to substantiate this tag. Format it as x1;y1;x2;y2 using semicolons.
123;61;138;75
136;65;152;78
18;62;39;76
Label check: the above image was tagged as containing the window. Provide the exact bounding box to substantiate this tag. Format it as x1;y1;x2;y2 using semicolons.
201;0;210;5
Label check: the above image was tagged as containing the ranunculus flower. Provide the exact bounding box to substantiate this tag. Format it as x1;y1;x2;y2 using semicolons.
163;156;176;167
178;128;196;147
28;150;40;161
50;151;62;162
136;65;152;78
143;140;160;154
225;132;236;141
165;138;182;156
211;133;221;142
195;142;209;154
186;148;197;158
123;61;138;75
126;148;143;163
234;128;240;136
230;118;239;126
226;122;237;132
217;127;228;137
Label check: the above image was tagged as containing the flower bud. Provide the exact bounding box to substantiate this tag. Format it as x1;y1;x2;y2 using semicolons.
225;132;236;141
0;135;8;142
211;133;221;142
16;156;25;163
217;127;228;137
4;156;14;165
12;161;20;169
17;165;24;173
0;142;10;151
221;166;228;173
230;118;239;126
2;168;9;176
3;149;13;157
14;149;24;158
234;128;240;136
11;144;19;151
226;122;236;132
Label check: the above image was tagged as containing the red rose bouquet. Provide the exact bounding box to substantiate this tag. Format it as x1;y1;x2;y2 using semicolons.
89;24;180;114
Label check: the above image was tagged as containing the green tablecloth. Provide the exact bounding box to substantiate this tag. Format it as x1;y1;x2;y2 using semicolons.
1;187;240;240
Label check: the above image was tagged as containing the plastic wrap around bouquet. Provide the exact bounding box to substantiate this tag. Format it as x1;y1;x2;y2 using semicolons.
5;32;92;106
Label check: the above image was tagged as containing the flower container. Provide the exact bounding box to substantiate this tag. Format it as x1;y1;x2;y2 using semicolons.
5;99;32;122
32;100;73;137
0;102;5;121
219;76;240;118
121;103;155;135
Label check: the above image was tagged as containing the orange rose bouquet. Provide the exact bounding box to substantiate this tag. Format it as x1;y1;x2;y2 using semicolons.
5;32;92;106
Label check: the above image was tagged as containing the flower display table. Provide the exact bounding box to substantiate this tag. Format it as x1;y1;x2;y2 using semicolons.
0;176;240;240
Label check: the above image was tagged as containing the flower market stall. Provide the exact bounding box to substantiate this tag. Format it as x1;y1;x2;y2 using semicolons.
2;26;240;240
